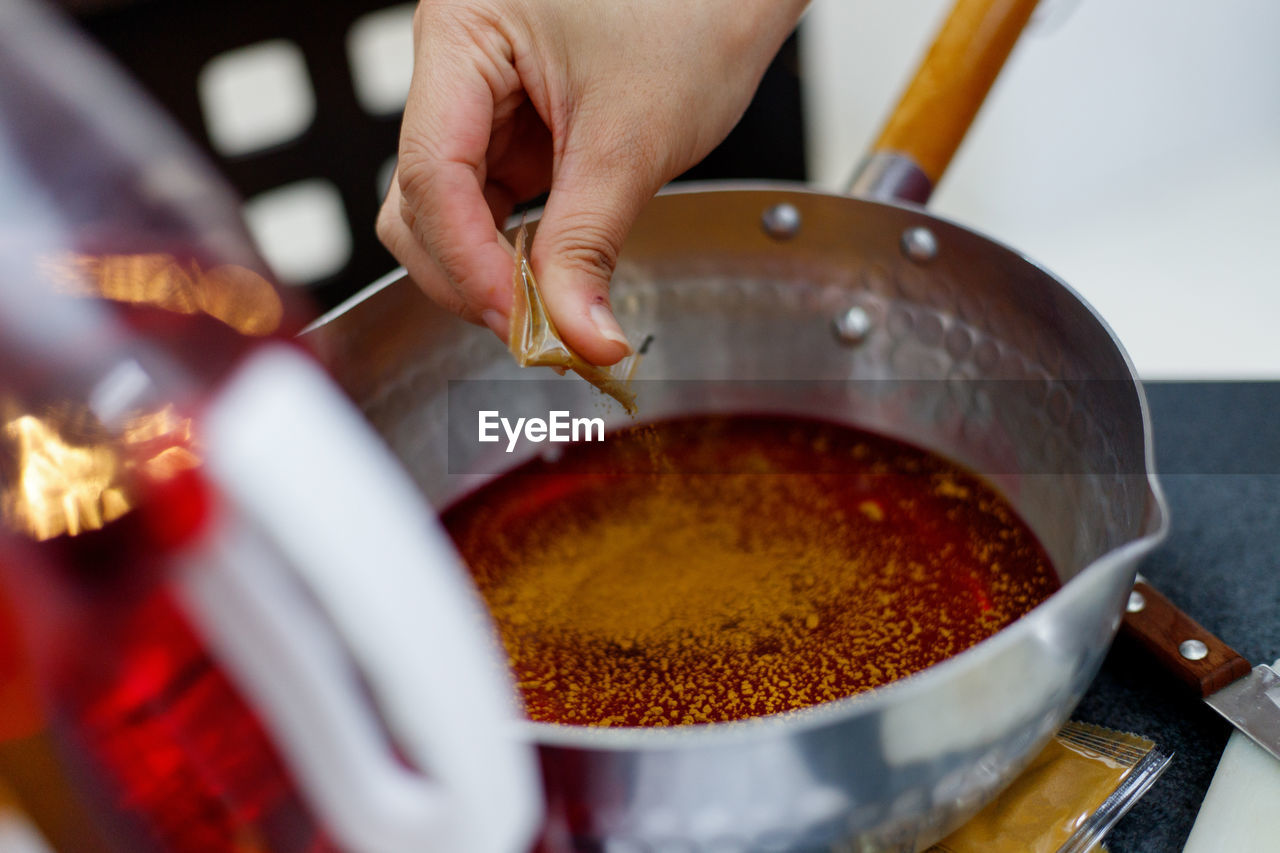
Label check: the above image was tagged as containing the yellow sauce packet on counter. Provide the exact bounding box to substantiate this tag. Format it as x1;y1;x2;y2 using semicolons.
928;721;1170;853
506;225;643;414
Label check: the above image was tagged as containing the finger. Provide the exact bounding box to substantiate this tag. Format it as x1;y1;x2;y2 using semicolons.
395;11;520;316
530;135;661;366
378;177;509;340
483;182;519;232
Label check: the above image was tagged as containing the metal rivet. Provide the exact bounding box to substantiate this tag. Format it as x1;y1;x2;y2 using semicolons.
761;203;801;241
1126;590;1146;613
1179;639;1209;661
832;305;873;346
901;225;938;263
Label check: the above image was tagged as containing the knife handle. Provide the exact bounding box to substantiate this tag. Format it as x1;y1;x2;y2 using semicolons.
1121;579;1252;698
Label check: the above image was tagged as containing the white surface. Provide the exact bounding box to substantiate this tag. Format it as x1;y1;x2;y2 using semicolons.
196;345;542;853
179;516;453;853
1183;660;1280;853
801;0;1280;378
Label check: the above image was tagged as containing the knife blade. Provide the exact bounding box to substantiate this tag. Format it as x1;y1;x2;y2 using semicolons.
1183;661;1280;853
1121;578;1280;762
1203;664;1280;763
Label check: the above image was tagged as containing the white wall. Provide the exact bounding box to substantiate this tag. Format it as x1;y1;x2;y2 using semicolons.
801;0;1280;378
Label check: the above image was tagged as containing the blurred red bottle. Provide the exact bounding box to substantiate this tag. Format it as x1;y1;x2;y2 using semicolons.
0;3;539;853
0;1;341;849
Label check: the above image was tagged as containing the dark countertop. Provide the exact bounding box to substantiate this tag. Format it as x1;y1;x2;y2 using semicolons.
1072;382;1280;852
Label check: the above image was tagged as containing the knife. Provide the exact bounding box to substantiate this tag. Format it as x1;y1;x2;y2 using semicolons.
1122;577;1280;762
1182;661;1280;853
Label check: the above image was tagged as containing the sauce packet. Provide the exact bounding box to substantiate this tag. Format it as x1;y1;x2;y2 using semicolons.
927;721;1170;853
505;224;643;414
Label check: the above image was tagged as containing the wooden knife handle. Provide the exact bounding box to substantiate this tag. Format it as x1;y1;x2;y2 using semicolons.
870;0;1041;185
1121;579;1252;697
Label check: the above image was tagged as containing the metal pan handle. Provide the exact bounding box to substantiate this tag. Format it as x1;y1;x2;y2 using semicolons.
848;0;1041;204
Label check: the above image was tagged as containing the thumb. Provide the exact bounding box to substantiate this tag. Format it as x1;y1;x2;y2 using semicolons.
529;146;660;366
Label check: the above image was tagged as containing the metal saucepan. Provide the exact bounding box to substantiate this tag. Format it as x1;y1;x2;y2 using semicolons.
304;0;1169;849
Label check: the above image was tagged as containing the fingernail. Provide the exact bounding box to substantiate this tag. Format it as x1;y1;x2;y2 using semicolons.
482;309;508;340
589;303;632;354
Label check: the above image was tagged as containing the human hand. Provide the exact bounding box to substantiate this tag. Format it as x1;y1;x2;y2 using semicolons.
377;0;807;365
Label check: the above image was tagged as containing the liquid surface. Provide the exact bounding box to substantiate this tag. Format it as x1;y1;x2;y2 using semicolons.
443;415;1058;727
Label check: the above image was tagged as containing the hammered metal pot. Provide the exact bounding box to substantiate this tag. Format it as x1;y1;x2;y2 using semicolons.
304;183;1168;852
303;1;1169;849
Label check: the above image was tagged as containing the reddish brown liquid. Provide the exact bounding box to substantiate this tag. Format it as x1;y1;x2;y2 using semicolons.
1;449;336;852
443;415;1058;727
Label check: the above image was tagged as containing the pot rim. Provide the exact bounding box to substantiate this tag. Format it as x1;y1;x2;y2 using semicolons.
309;181;1172;752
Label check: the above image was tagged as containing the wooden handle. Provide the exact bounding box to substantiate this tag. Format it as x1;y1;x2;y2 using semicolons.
870;0;1041;185
1121;580;1252;698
